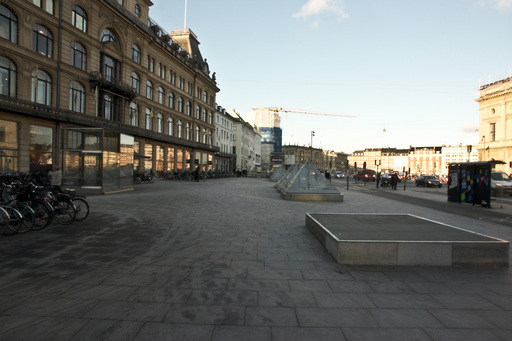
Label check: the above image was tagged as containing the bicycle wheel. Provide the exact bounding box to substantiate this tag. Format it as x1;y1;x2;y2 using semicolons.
0;207;10;235
53;201;76;225
31;202;53;230
17;204;35;233
72;198;89;221
3;206;22;235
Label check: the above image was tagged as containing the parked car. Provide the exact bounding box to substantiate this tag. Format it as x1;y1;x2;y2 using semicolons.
491;172;512;196
415;175;442;188
357;169;376;181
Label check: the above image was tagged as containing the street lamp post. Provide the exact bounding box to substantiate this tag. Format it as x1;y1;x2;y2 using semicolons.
311;131;315;163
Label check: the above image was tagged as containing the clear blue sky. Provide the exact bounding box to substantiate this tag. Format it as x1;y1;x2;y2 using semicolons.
149;0;512;154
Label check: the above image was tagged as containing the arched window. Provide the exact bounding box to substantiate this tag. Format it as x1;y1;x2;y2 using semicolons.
168;117;173;136
195;106;200;119
208;112;213;124
168;92;174;109
177;120;182;138
0;57;16;97
103;94;114;120
145;108;152;130
178;97;183;112
186;123;191;140
33;24;53;57
71;42;86;70
69;81;85;113
100;28;120;49
131;44;140;63
130;72;139;93
195;126;200;142
0;5;18;43
134;4;141;17
208;130;212;145
129;102;138;126
203;91;207;102
157;87;164;104
31;68;51;105
146;80;153;99
71;5;87;32
156;113;163;133
186;102;191;116
202;109;207;122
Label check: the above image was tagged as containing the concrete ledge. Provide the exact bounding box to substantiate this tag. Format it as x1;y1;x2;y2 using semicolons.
306;213;509;267
280;191;344;202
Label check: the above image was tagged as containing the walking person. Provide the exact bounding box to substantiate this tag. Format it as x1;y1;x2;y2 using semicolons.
325;170;331;182
376;172;381;188
391;173;399;190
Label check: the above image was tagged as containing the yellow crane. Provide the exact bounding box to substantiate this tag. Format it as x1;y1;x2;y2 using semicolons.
265;107;356;118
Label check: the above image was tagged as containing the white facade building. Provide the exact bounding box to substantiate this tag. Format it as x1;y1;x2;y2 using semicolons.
214;106;236;172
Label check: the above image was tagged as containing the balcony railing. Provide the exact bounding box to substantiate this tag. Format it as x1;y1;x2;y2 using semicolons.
89;72;137;100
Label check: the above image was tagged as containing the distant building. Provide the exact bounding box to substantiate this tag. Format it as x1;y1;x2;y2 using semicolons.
244;107;282;171
476;76;512;174
408;146;442;176
231;110;261;173
282;145;322;169
214;106;236;172
441;145;478;175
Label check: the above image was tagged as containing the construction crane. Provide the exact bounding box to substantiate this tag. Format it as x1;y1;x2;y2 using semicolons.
265;107;356;118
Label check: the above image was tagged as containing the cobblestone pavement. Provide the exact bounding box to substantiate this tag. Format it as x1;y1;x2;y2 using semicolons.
0;178;511;341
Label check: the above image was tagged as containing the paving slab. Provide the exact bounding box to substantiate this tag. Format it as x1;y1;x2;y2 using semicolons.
0;178;511;340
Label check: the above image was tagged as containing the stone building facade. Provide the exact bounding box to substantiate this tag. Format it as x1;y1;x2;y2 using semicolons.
476;76;512;174
0;0;219;192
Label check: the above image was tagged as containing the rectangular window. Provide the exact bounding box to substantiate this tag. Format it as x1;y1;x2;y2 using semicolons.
30;125;53;172
490;123;496;142
166;147;175;171
0;120;18;173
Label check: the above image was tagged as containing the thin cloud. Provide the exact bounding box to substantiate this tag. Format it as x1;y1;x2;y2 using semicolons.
293;0;349;21
477;0;512;10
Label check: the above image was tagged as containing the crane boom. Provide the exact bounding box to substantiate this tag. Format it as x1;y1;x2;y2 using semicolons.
266;107;356;118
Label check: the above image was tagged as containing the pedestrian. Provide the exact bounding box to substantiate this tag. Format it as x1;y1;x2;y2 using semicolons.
391;173;398;190
51;164;62;191
325;170;331;182
376;172;381;188
194;166;200;182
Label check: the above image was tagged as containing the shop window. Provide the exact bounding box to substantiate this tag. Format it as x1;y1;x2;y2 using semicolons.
71;42;86;70
69;81;85;113
72;5;87;32
29;125;52;172
33;24;53;57
31;68;52;105
0;120;18;173
0;5;18;43
167;147;175;171
0;57;16;97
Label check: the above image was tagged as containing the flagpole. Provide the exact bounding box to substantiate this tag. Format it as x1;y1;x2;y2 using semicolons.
184;0;188;28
